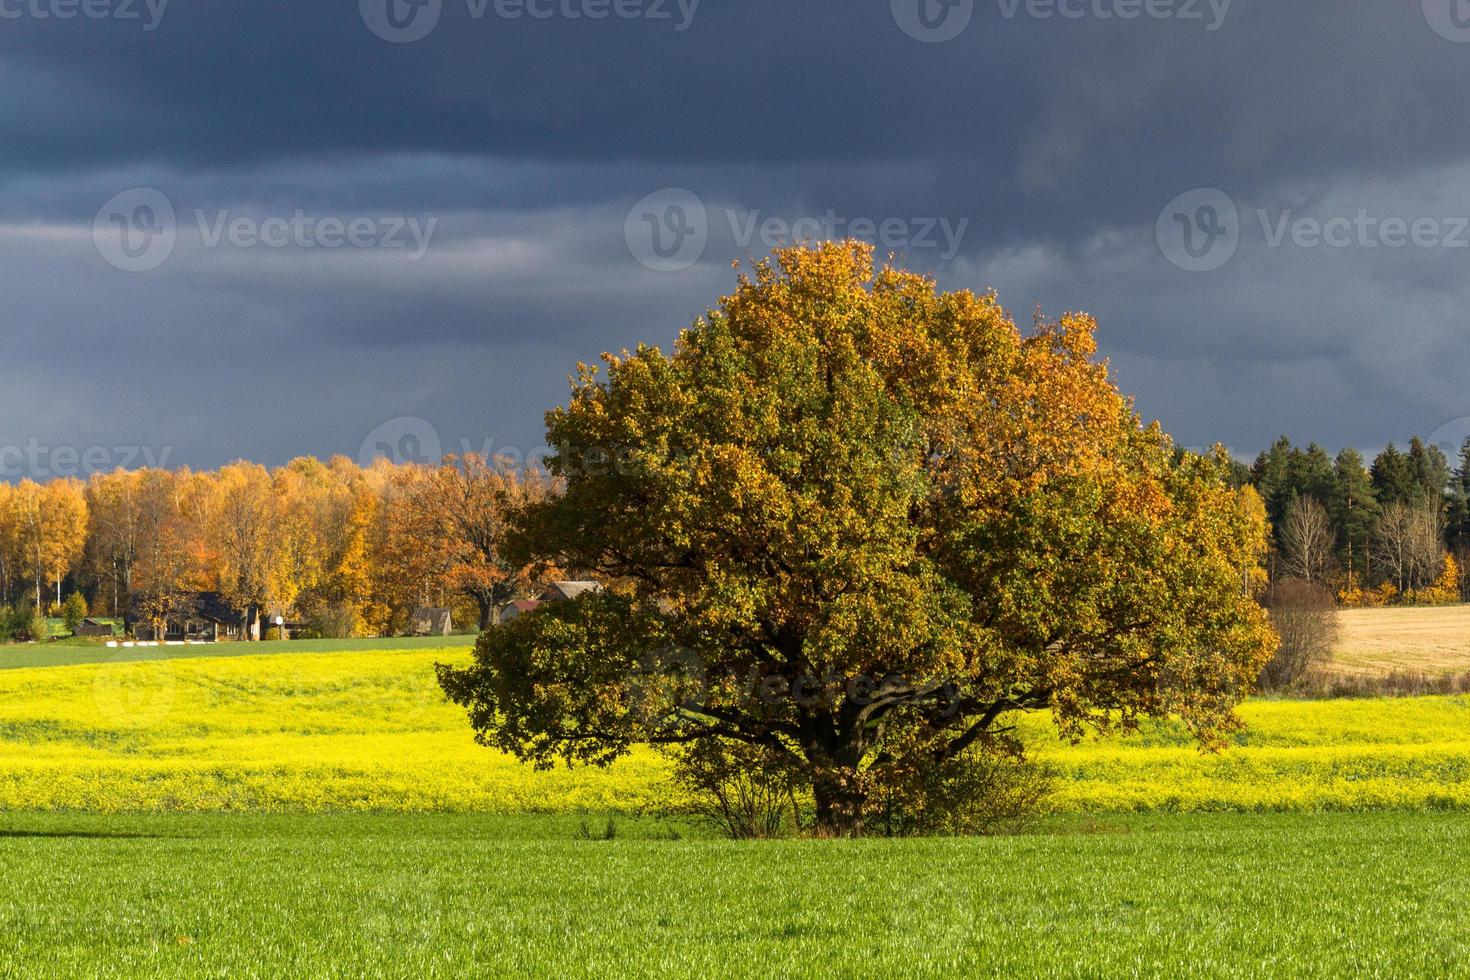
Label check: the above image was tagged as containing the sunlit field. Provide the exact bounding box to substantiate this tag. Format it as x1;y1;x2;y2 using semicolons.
4;641;1470;976
2;811;1468;978
0;646;673;814
2;645;1470;814
1331;605;1470;676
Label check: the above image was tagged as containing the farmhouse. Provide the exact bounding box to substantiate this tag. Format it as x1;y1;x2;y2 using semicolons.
130;592;260;643
498;582;603;623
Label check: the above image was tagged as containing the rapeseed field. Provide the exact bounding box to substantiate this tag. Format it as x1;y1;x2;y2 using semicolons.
2;647;1469;814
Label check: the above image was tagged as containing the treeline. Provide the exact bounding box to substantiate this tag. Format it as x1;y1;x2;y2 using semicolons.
1242;435;1470;604
0;455;556;640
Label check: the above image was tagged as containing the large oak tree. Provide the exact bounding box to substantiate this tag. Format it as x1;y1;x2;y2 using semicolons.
439;242;1276;836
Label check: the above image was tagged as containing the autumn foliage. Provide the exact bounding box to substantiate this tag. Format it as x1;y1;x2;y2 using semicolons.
0;454;553;638
438;242;1278;836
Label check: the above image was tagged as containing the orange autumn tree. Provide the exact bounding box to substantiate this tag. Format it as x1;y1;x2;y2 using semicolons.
440;241;1276;836
404;454;558;630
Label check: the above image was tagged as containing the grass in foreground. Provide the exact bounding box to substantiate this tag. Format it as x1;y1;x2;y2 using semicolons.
4;647;1470;812
0;811;1467;977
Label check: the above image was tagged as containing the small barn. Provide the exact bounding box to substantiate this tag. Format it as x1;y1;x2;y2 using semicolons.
412;607;453;636
499;598;541;622
539;581;604;603
72;618;117;638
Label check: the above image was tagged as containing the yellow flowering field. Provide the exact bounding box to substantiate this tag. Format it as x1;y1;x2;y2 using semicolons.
0;648;678;814
2;647;1469;813
1025;697;1470;812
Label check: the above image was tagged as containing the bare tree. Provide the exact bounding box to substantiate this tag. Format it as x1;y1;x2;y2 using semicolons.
1280;496;1334;583
1374;499;1445;593
1260;579;1339;691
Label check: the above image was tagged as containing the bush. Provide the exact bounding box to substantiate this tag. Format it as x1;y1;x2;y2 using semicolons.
61;593;88;633
305;604;362;640
671;741;802;840
1260;579;1339;691
868;744;1055;837
0;605;26;643
26;610;50;644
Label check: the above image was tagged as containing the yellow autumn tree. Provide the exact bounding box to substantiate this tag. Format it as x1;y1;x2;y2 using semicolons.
6;479;89;609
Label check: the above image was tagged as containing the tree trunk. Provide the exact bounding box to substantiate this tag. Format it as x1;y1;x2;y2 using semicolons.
477;596;496;631
811;768;867;838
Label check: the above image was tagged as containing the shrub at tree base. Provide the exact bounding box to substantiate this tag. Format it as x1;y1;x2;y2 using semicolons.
671;741;801;839
439;242;1277;837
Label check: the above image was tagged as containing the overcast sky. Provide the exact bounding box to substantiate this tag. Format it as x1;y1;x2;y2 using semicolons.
5;0;1470;476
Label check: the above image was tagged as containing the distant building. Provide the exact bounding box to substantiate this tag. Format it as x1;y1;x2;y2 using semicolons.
539;581;604;603
72;618;117;638
130;592;259;642
412;607;453;636
499;598;541;622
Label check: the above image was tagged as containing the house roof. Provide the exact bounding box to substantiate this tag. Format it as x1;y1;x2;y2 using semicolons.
127;591;248;625
541;581;603;602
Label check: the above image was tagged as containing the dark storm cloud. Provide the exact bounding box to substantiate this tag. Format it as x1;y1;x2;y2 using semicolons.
3;0;1470;470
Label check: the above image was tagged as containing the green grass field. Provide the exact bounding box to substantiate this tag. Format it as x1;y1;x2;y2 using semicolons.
4;637;1470;975
1;811;1467;977
0;633;474;671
